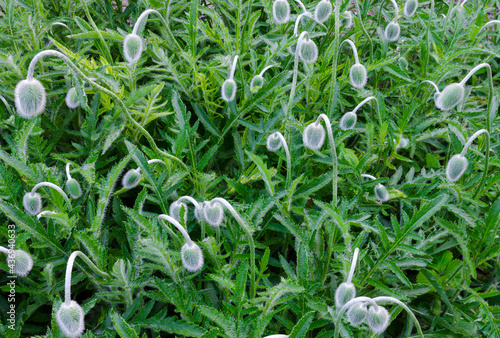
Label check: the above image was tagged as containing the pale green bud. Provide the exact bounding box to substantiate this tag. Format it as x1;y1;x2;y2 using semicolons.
347;302;368;326
65;87;80;109
15;79;46;118
122;169;141;189
221;79;237;102
385;21;401;42
10;249;34;277
374;183;389;202
181;242;204;272
367;305;390;334
350;64;367;89
202;201;224;227
335;282;356;308
123;34;143;64
23;192;42;216
435;83;464;111
298;36;318;64
272;0;291;24
303;123;326;150
250;75;264;93
314;0;332;23
56;300;85;338
404;0;418;18
339;111;357;130
446;154;468;182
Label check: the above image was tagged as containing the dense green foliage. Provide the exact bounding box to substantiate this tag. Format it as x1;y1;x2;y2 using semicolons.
0;0;500;336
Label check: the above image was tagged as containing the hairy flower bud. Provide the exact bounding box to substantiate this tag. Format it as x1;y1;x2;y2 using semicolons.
303;123;326;150
267;132;283;151
170;201;188;224
339;111;357;130
404;0;418;18
203;201;224;227
347;302;368;326
298;36;318;64
221;79;237;102
314;0;332;23
65;87;80;109
15;79;46;118
367;305;390;334
11;249;34;277
350;64;368;89
342;11;354;29
250;75;264;93
56;300;85;338
123;34;143;64
181;242;204;272
272;0;291;24
396;137;409;149
435;83;464;111
122;169;141;189
385;21;401;42
374;183;389;202
66;178;82;199
335;282;356;308
446;154;468;182
23;192;42;216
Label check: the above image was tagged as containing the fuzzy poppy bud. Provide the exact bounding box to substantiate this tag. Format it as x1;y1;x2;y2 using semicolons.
303;123;326;150
123;34;143;64
11;249;34;277
15;79;46;118
56;300;85;338
170;201;188;224
435;83;464;111
446;154;468;182
66;178;82;199
347;302;368;326
203;201;224;227
385;21;401;42
367;305;390;334
65;87;80;109
374;183;389;202
404;0;418;18
335;282;356;308
250;75;264;93
339;111;357;130
350;64;367;89
342;11;354;29
314;0;332;23
272;0;291;24
122;169;141;189
221;79;237;102
396;137;409;149
298;36;318;63
181;242;204;272
267;132;283;151
23;192;42;216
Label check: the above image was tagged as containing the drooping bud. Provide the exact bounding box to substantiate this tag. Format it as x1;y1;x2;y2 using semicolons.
335;282;356;308
272;0;291;24
374;183;389;202
342;11;354;29
65;179;82;199
434;83;464;111
123;34;143;64
298;35;318;64
250;75;264;93
181;242;204;272
339;111;357;130
267;132;283;151
404;0;418;18
314;0;332;23
221;79;237;102
23;192;42;216
366;305;390;334
122;169;141;189
56;300;85;338
446;154;468;182
385;21;401;42
347;302;368;326
10;249;34;277
65;87;80;109
202;201;224;227
194;206;204;223
14;79;46;118
303;123;326;150
170;201;188;224
350;64;367;89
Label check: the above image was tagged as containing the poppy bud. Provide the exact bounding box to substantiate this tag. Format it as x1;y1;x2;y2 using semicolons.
350;64;368;89
170;201;188;224
385;21;401;42
314;0;332;23
347;302;368;326
298;35;318;63
203;201;224;227
335;282;356;308
65;87;80;109
66;178;82;199
122;169;141;189
250;75;264;93
56;300;85;338
11;249;34;277
14;79;46;118
303;123;326;150
23;192;42;216
396;137;409;149
434;83;464;111
221;79;237;102
123;34;143;64
342;11;354;29
404;0;418;18
272;0;291;24
181;242;204;272
267;132;283;151
366;305;390;334
339;111;357;130
374;183;389;202
446;154;468;182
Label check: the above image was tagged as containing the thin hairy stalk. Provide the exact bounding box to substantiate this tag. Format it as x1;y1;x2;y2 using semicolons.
316;114;337;206
327;0;342;116
341;39;360;64
353;0;374;59
32;182;72;209
351;96;381;125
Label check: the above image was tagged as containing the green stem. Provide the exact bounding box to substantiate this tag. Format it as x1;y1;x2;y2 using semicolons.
327;0;342;116
316;114;338;206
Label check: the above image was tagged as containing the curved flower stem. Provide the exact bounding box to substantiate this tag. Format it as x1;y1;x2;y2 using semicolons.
341;39;360;64
351;96;381;125
259;64;278;77
229;55;239;81
147;159;166;166
327;0;342;116
131;9;181;52
158;214;194;246
65;163;72;181
273;132;291;193
32;182;72;210
372;296;424;338
37;210;56;219
315;114;337;206
460;129;489;156
389;0;399;22
421;80;440;94
64;251;110;306
294;0;307;14
361;174;376;181
346;248;359;283
333;296;377;338
26;50;188;171
293;12;328;36
211;197;256;298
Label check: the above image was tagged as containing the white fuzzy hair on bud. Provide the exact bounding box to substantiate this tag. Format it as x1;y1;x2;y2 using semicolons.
385;21;401;41
404;0;418;18
181;242;204;272
123;34;143;64
122;169;141;189
170;201;188;224
396;137;409;149
65;87;80;109
350;64;367;89
202;201;224;227
7;249;34;277
272;0;291;24
221;79;237;102
303;123;326;150
314;0;332;23
335;282;356;308
339;111;357;130
342;11;354;29
298;34;318;64
435;83;464;111
23;192;42;216
267;132;283;151
56;300;85;338
446;154;468;182
66;179;82;199
250;75;264;93
347;302;368;326
367;305;390;334
374;183;389;202
15;78;46;118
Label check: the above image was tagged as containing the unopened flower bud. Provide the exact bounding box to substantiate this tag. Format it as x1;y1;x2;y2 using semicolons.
396;137;409;149
170;201;188;224
314;0;332;23
342;11;354;29
11;249;34;277
446;154;468;182
56;300;85;338
65;87;80;109
335;282;356;308
122;169;141;189
303;123;326;150
66;178;82;199
347;302;368;326
299;35;318;64
181;242;204;272
350;64;367;89
267;132;283;151
15;79;46;118
203;201;224;227
123;34;143;64
339;111;357;130
404;0;418;17
385;21;401;42
272;0;291;24
250;75;264;93
23;192;42;216
221;79;237;102
374;183;389;202
367;305;390;334
435;83;464;111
